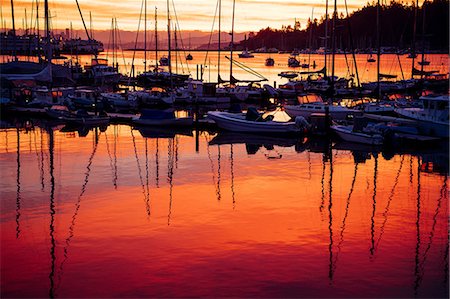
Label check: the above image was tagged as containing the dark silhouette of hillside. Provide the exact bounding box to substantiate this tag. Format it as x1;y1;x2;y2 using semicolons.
239;0;449;52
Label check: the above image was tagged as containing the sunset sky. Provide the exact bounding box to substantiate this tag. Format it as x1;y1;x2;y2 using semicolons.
3;0;370;32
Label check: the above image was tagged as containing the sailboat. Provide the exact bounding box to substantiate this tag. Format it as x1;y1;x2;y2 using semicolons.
186;34;193;60
136;3;189;88
367;53;376;63
0;0;73;94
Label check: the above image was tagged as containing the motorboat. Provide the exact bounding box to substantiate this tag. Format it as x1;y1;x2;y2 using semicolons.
238;49;254;58
276;81;305;98
62;109;110;126
159;56;170;66
265;57;275;66
288;56;300;67
394;94;449;138
284;100;362;121
331;125;384;145
45;105;74;119
132;109;193;126
278;71;298;79
207;108;309;134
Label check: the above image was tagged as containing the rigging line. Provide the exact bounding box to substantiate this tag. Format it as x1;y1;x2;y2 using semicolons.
201;0;219;78
56;131;101;291
114;19;128;75
131;129;151;216
375;155;405;251
128;0;145;85
169;6;191;74
224;56;267;80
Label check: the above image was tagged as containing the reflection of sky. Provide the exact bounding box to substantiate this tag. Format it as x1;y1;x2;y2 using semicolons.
7;0;384;31
0;125;448;297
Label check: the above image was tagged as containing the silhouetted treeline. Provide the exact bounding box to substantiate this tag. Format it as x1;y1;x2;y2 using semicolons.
239;0;449;52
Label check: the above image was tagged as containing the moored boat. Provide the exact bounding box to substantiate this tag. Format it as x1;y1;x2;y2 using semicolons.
132;109;193;126
332;125;384;145
394;94;449;138
207;108;309;134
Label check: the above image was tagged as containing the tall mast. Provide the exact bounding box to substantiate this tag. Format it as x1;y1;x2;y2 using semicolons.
230;0;236;84
36;0;41;61
218;0;221;82
174;24;178;74
10;0;17;60
324;0;329;77
25;8;27;35
144;0;147;73
89;11;93;40
420;1;426;78
155;7;158;71
376;0;381;99
44;0;51;62
166;0;173;88
330;0;337;95
411;0;419;78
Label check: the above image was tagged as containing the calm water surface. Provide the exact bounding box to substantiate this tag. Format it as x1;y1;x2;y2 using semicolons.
0;122;448;298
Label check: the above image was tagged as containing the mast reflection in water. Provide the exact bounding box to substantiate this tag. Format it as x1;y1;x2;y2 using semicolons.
0;123;448;298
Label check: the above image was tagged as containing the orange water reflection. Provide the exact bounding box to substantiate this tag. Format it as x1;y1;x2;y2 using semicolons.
0;124;448;298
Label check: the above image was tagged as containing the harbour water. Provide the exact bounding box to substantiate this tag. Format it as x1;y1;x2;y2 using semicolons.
3;51;448;86
0;122;448;297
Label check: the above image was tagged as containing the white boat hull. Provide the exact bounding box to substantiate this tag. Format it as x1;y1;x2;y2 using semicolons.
207;111;303;134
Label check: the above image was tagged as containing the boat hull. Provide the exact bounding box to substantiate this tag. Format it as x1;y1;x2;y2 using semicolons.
332;125;383;145
207;111;303;134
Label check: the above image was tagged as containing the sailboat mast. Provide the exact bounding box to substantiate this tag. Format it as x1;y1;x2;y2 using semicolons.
324;0;329;77
89;11;93;39
144;0;147;73
330;0;337;94
376;0;381;99
218;0;221;82
166;0;173;88
411;0;419;78
44;0;51;62
10;0;17;60
36;0;41;61
230;0;236;84
420;1;426;78
155;7;158;71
